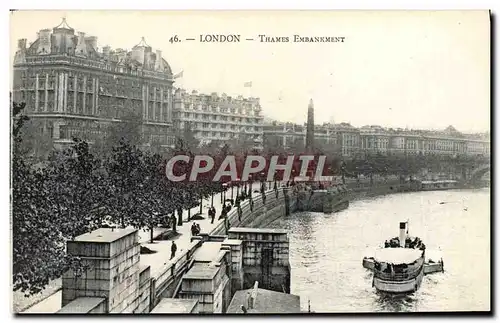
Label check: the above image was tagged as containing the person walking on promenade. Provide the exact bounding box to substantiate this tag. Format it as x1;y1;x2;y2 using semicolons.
208;207;213;222
170;241;177;260
219;207;228;220
210;206;216;224
191;222;198;236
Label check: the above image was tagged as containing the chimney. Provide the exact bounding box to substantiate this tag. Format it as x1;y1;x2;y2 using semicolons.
102;45;111;57
17;39;27;51
14;38;27;64
154;49;164;71
85;36;97;50
37;29;52;55
75;32;87;57
399;222;407;247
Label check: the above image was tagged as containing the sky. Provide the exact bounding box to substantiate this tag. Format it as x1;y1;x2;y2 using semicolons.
9;10;491;132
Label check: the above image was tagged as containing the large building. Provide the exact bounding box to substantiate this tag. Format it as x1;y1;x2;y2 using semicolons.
172;89;264;149
263;101;489;157
12;18;175;148
264;120;490;158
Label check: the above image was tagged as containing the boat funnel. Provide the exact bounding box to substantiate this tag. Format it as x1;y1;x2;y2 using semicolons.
399;222;407;247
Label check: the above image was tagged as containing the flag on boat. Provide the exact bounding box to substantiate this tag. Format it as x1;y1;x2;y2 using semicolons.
244;81;253;87
174;70;184;79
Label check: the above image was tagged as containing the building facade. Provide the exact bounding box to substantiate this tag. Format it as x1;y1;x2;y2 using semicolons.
12;18;175;149
264;121;490;158
172;89;264;149
263;121;339;151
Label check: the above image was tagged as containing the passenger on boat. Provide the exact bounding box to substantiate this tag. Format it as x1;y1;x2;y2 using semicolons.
384;240;390;248
405;237;412;248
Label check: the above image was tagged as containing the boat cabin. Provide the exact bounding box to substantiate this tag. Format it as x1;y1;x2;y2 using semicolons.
373;248;424;281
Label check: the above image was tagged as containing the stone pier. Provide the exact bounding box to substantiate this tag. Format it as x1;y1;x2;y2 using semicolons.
62;228;144;313
228;227;291;294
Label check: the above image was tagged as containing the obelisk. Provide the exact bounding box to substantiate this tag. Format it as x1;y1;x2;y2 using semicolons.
305;98;315;151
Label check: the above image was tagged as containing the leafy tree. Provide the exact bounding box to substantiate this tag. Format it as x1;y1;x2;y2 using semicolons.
44;139;110;236
105;140;145;227
12;104;101;295
100;112;143;155
16;118;54;159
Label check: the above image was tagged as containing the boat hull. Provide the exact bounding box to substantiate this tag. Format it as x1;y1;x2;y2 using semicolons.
373;267;424;293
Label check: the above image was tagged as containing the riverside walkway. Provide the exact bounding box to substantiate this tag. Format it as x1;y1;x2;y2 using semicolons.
19;182;269;313
139;182;261;276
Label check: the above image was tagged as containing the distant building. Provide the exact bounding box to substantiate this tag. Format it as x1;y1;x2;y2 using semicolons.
172;89;264;149
12;18;175;149
263;121;338;151
263;120;490;158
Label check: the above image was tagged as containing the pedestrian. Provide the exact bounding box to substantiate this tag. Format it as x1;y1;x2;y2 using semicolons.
195;223;201;234
191;222;197;236
210;207;216;224
170;241;177;260
208;207;213;221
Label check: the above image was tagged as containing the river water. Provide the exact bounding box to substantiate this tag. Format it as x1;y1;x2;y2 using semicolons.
267;189;491;312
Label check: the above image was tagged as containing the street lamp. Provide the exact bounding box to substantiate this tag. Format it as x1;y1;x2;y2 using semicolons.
260;171;266;193
221;182;227;203
248;174;253;199
235;178;241;199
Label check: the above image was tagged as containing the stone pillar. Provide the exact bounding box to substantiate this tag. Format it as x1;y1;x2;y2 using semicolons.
93;78;98;115
221;239;243;296
62;228;141;313
58;73;64;112
73;76;77;114
54;72;58;112
63;73;68;113
153;87;157;121
160;88;164;122
83;76;87;115
228;228;290;294
35;74;39;112
44;73;49;112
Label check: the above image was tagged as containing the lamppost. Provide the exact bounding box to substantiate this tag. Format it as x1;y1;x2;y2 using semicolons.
248;174;253;199
221;182;227;203
235;178;241;199
260;171;266;193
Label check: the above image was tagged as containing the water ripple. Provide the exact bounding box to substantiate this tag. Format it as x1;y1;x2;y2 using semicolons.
272;189;490;312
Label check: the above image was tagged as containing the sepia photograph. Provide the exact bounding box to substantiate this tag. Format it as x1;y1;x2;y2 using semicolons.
9;10;491;314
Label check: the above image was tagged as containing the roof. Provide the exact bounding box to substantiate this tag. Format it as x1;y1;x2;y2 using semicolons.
151;298;198;313
193;241;222;262
53;18;74;31
374;248;423;265
183;262;218;280
56;297;106;314
228;227;288;235
227;288;301;314
73;228;137;243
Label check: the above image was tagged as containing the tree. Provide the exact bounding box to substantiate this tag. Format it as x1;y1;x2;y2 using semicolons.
175;122;199;154
105;140;145;227
44;139;111;237
12;103;102;295
99;112;143;155
127;152;177;242
16;118;54;159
